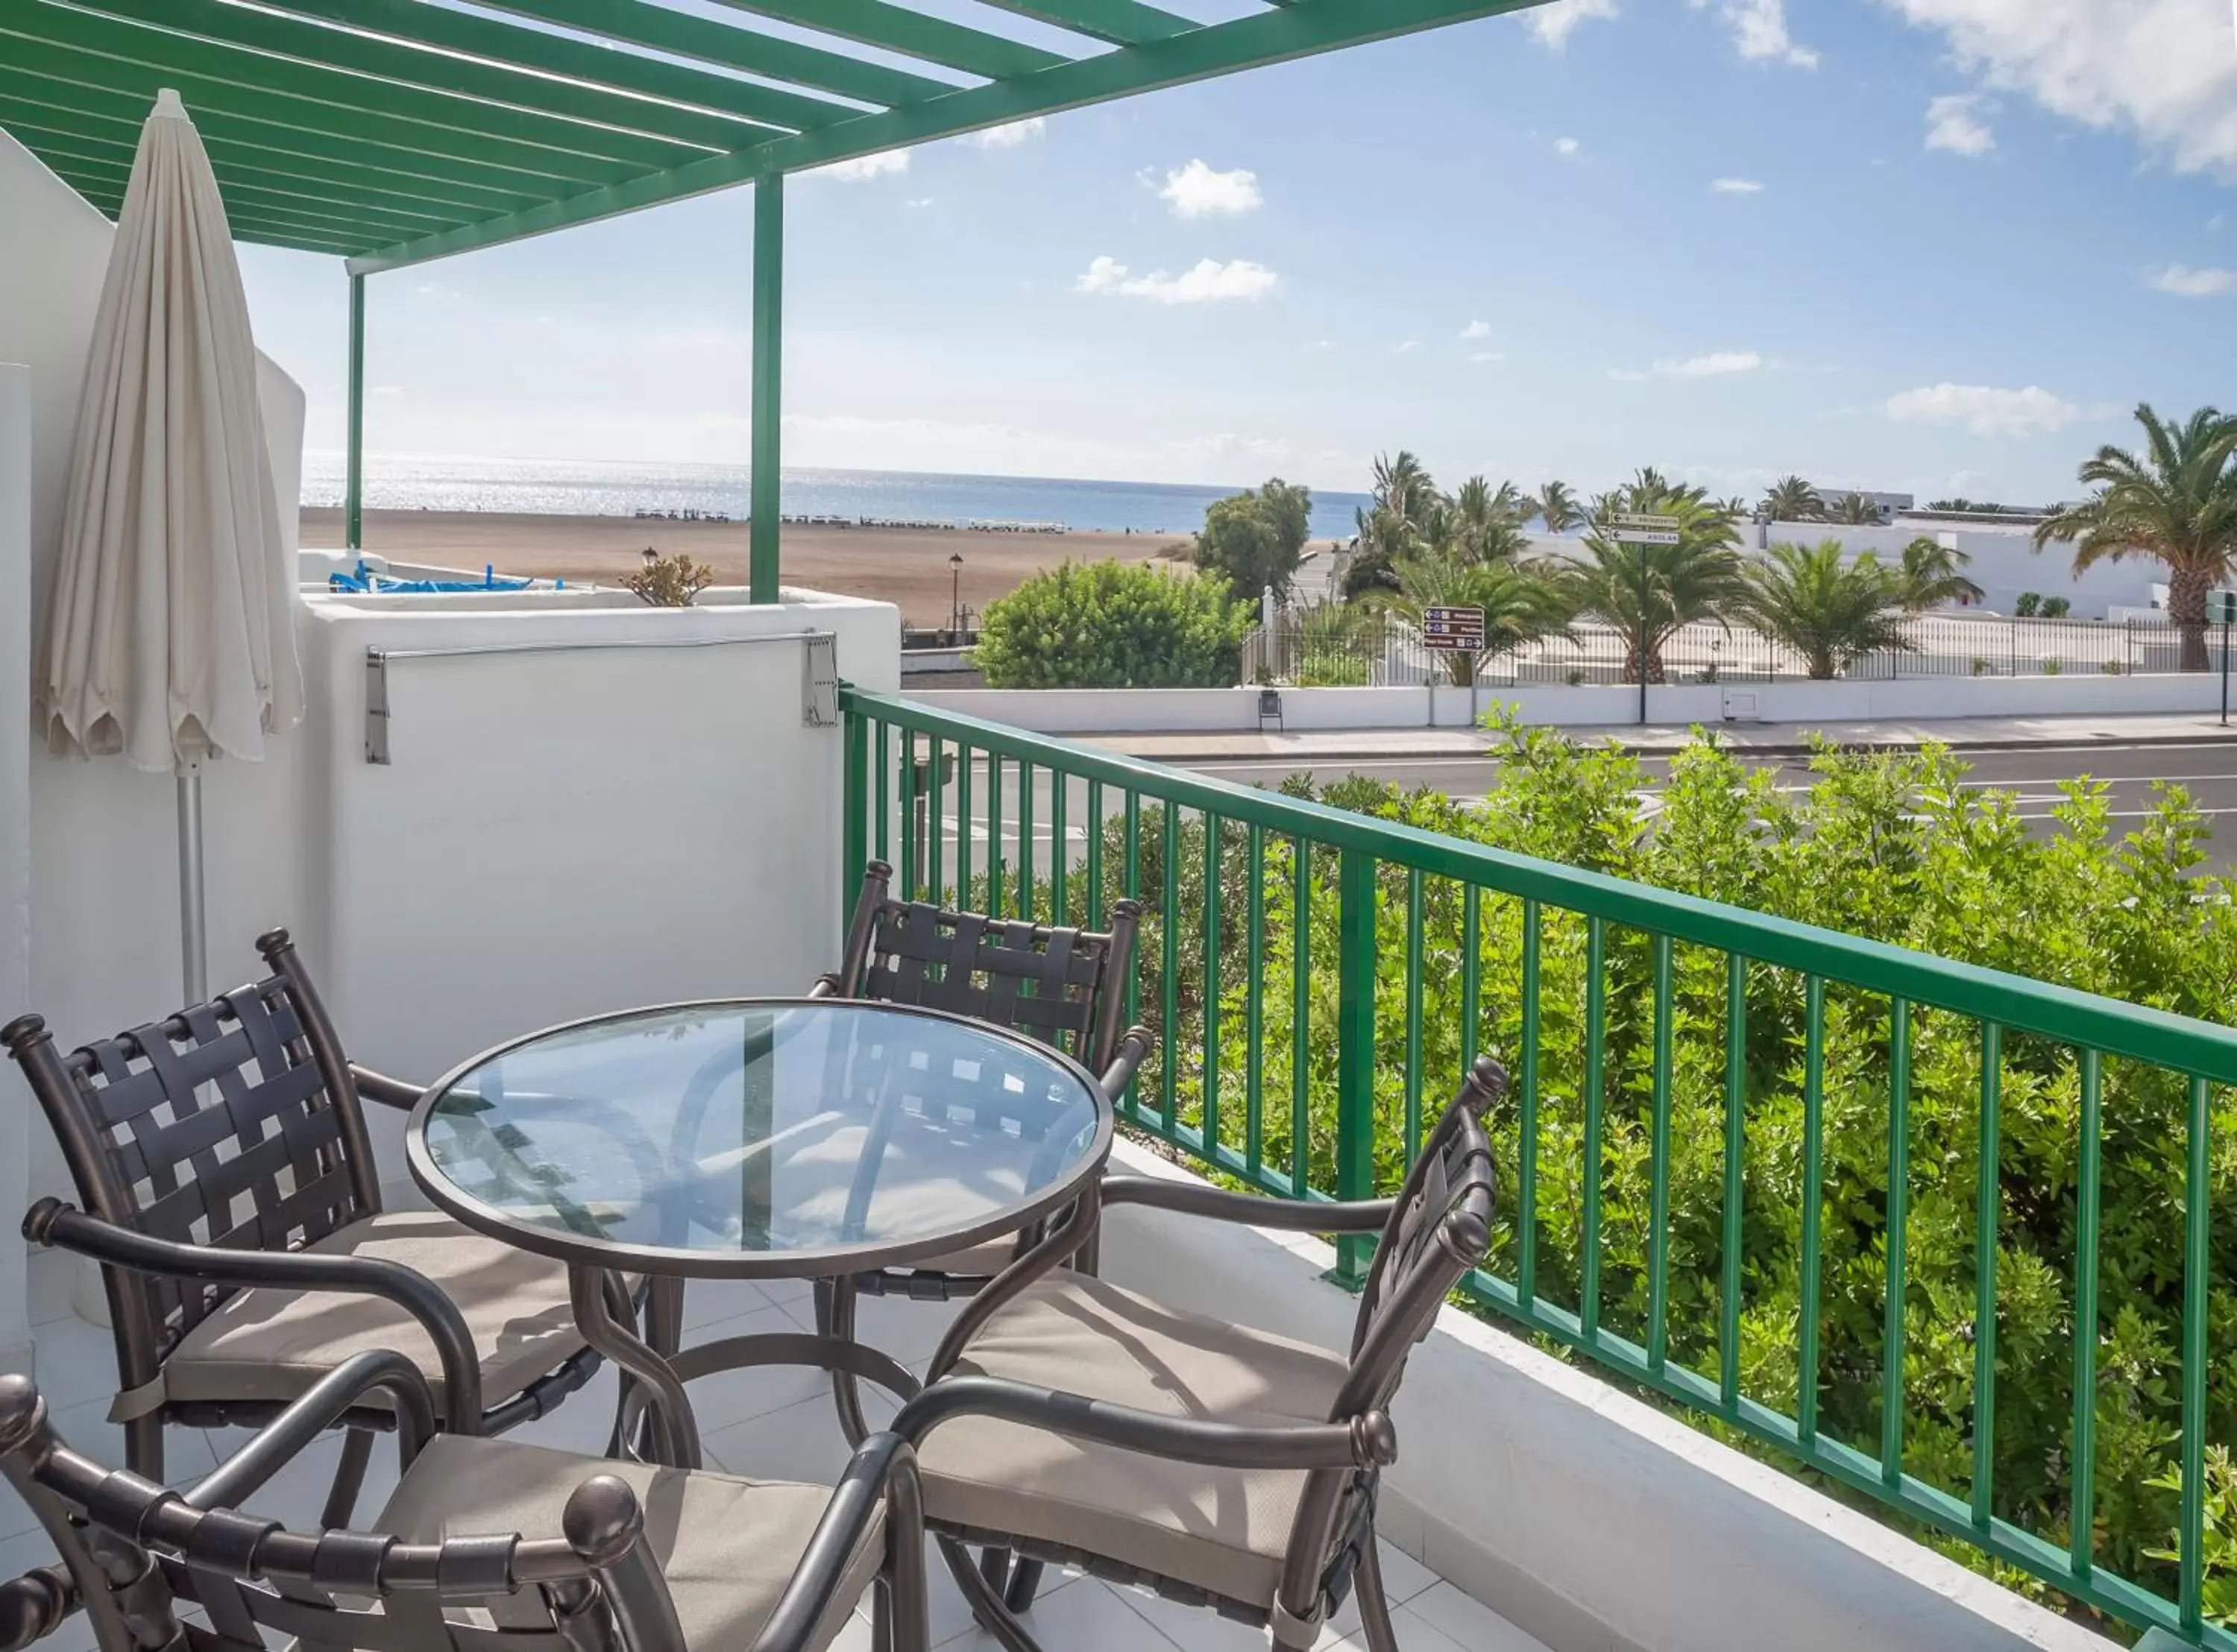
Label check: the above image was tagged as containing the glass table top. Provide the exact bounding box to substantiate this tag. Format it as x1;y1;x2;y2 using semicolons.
409;1000;1110;1275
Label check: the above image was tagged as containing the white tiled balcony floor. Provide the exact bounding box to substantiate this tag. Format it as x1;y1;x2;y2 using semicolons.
1;1272;1548;1651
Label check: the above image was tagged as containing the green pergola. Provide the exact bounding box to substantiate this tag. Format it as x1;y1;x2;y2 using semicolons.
1;0;1544;599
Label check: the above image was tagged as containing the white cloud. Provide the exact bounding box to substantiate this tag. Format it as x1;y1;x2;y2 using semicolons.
1607;368;1649;382
1886;382;2084;436
1881;0;2237;178
1554;136;1580;157
904;197;934;209
1528;0;1619;48
2148;263;2236;297
1394;340;1420;354
1075;256;1280;304
1468;351;1507;363
1711;177;1766;193
1693;0;1819;66
1655;350;1764;376
817;150;909;181
1925;93;1997;155
965;118;1045;149
1460;320;1493;340
1157;160;1262;218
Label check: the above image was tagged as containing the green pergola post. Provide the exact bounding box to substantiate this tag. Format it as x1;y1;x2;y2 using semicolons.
344;271;364;552
749;174;782;604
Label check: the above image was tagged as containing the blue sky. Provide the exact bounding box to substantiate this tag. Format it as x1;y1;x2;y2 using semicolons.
233;0;2237;507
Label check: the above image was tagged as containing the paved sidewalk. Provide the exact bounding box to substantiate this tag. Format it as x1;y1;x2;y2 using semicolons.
1081;711;2237;763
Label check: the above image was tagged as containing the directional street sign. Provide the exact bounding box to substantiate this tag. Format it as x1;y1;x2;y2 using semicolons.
2209;590;2237;625
1610;513;1683;546
1422;605;1486;652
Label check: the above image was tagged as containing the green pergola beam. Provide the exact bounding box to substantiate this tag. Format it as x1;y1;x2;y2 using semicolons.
702;1;1067;81
459;0;955;113
749;174;782;605
0;65;585;204
47;0;753;157
62;176;372;253
973;0;1198;48
5;6;705;179
349;0;1547;274
241;0;858;137
0;93;529;218
35;134;475;231
347;274;365;551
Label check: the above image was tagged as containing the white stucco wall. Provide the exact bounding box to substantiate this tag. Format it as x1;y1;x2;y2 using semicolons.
0;368;34;1366
295;588;902;1194
1098;1138;2112;1652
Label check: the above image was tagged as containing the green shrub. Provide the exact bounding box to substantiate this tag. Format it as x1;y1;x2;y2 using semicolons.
2016;592;2043;617
974;561;1248;689
965;722;2237;1630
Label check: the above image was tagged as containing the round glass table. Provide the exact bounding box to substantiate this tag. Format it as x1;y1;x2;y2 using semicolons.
407;997;1112;1468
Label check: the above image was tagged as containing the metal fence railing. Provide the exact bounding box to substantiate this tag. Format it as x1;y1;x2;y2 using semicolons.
842;685;2237;1649
1242;613;2212;688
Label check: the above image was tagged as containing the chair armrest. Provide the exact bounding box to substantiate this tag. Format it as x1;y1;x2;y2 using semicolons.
895;1375;1394;1473
22;1200;484;1430
1098;1025;1154;1103
186;1349;437;1512
749;1431;925;1652
348;1064;424;1112
1098;1176;1394;1235
0;1566;76;1652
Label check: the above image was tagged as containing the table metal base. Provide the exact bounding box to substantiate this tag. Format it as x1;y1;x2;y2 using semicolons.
587;1270;922;1471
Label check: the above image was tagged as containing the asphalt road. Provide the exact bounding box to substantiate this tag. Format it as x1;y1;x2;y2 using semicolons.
894;740;2237;883
1174;740;2237;868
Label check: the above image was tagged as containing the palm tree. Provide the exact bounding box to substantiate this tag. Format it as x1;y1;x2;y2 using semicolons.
1344;450;1439;596
1898;536;1984;611
1760;475;1825;523
2035;403;2237;671
1447;476;1532;564
1561;491;1746;682
1377;554;1573;685
1535;480;1582;536
1831;492;1884;526
1739;540;1910;679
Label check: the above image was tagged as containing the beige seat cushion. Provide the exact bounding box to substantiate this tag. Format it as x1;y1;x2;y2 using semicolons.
378;1434;881;1652
162;1211;584;1419
915;1274;1349;1608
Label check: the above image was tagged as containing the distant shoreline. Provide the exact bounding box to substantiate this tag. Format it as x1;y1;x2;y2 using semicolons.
301;505;1212;626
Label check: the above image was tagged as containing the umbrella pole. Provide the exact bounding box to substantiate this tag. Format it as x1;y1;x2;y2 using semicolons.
176;763;207;1002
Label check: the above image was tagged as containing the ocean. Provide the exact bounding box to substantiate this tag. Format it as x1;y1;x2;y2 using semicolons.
300;453;1374;540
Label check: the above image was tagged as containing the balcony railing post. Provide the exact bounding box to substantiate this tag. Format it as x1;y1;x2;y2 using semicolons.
1330;847;1379;1289
841;705;868;935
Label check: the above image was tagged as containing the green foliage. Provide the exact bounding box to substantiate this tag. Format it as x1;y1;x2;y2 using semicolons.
2016;591;2043;618
973;561;1247;688
1374;555;1573;685
1761;475;1826;523
1563;489;1747;682
1740;539;1910;680
2034;403;2237;669
970;723;2237;1629
2042;596;2073;619
1901;536;1985;611
1194;479;1312;602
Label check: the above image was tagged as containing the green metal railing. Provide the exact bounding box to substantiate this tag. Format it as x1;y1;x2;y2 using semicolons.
840;687;2237;1646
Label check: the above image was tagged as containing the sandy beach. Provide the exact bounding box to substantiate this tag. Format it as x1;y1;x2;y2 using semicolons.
301;507;1189;626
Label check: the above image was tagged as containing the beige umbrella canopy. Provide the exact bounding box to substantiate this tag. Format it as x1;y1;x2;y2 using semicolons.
37;88;304;996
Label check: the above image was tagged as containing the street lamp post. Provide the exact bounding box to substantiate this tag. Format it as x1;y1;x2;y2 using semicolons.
948;552;964;643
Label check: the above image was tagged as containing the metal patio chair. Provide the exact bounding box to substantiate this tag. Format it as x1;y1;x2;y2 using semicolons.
892;1056;1504;1652
0;1349;927;1652
1;928;614;1530
808;860;1150;1303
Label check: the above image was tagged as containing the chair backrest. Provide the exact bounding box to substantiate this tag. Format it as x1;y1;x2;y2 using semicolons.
1280;1058;1500;1630
0;930;380;1372
0;1373;681;1652
833;860;1142;1076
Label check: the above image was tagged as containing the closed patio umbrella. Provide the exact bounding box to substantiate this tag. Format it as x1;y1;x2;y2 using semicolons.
37;88;304;1000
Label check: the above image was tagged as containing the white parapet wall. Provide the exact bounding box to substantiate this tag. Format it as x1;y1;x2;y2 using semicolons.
915;669;2230;737
297;586;900;1191
1098;1137;2114;1652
